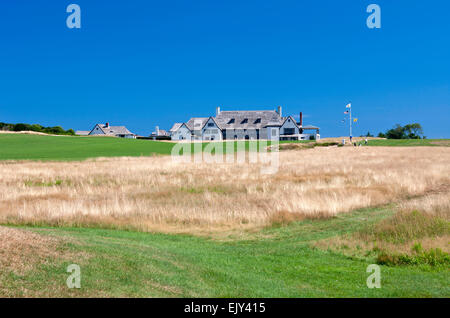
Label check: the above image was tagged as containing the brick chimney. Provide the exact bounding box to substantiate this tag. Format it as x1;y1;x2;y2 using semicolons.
299;112;303;134
105;122;109;128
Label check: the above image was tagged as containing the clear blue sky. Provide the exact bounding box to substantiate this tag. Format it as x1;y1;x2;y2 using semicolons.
0;0;449;137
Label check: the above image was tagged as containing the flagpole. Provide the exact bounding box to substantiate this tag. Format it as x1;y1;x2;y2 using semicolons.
349;104;352;139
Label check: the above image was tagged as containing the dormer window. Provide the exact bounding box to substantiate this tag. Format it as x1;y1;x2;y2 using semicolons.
228;118;235;124
254;118;261;124
241;118;248;124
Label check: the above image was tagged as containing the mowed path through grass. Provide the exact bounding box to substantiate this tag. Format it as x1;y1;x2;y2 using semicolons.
2;207;448;297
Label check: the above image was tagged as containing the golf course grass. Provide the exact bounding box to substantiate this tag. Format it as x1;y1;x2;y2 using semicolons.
2;206;448;297
1;133;449;161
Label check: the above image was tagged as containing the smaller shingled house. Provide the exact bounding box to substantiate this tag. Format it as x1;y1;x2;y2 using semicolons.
88;123;136;139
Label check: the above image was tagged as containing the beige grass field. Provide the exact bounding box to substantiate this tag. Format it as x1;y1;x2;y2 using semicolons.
0;146;449;234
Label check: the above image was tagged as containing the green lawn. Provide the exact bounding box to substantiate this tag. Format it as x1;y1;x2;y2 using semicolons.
366;139;450;147
0;134;448;161
0;134;174;161
3;207;448;297
0;134;278;161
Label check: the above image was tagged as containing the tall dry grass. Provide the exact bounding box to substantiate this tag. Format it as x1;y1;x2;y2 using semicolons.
0;147;449;233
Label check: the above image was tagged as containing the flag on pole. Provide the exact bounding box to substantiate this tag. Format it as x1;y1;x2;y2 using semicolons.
353;118;358;122
346;103;351;108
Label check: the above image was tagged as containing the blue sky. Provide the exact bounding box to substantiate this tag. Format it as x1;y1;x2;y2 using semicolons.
0;0;449;137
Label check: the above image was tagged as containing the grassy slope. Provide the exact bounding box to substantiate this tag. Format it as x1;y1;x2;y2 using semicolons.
0;134;280;161
366;139;449;147
0;134;174;161
3;207;448;297
0;134;448;161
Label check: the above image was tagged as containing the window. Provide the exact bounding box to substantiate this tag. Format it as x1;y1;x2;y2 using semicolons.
228;118;235;124
254;118;261;124
271;128;277;137
283;128;295;135
241;118;248;124
207;123;215;127
245;135;249;140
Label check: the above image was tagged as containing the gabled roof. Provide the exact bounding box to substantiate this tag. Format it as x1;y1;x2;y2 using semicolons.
169;123;183;132
185;117;209;131
91;124;134;136
169;122;191;133
280;116;298;127
200;116;222;131
215;110;283;130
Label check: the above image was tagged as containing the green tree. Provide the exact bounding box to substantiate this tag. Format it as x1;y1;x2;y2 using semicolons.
2;122;74;135
382;123;425;139
13;123;31;131
385;124;406;139
403;123;423;139
30;124;43;132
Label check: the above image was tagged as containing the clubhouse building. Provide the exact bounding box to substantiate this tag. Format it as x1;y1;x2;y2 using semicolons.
169;106;320;141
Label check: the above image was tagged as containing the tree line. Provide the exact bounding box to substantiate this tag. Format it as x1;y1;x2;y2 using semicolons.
362;123;425;139
0;122;75;136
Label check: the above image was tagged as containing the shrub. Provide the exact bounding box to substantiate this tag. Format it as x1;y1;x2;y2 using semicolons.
377;247;450;267
13;123;31;131
2;122;75;135
359;210;449;244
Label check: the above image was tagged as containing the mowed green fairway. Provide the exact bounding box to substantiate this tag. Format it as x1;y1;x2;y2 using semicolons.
0;134;174;161
366;139;450;147
0;134;277;161
0;134;449;161
2;207;448;297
